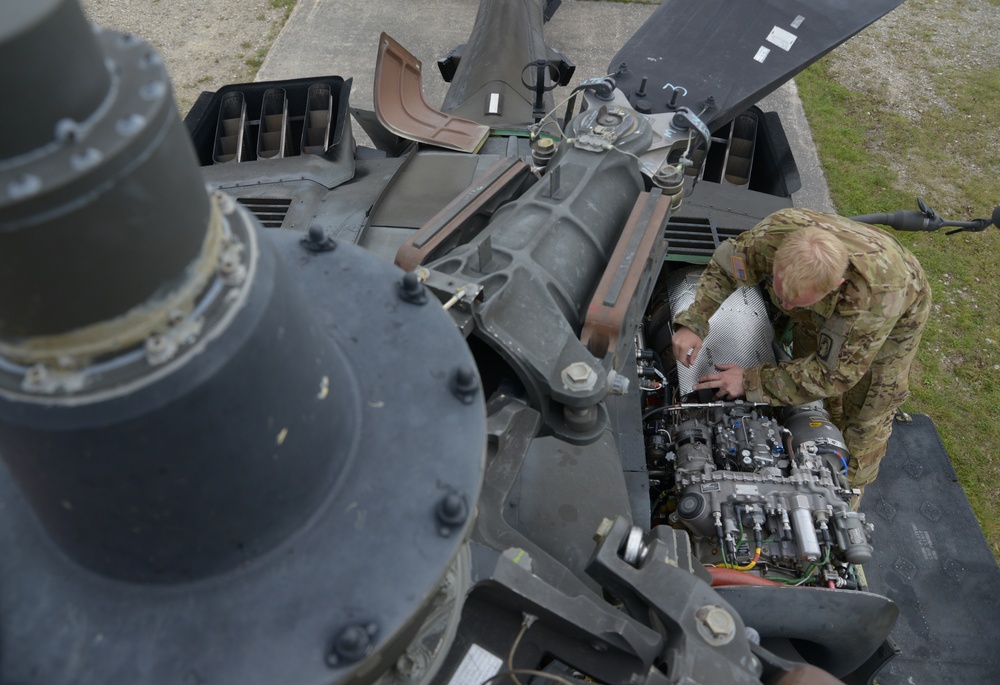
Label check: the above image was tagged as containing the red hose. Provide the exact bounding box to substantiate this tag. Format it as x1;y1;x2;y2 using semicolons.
708;566;783;587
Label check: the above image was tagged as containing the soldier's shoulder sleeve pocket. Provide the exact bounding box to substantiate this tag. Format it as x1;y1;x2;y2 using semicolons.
816;315;851;370
712;240;748;280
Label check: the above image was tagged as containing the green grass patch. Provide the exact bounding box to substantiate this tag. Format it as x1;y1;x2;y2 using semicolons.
241;1;298;76
798;47;1000;559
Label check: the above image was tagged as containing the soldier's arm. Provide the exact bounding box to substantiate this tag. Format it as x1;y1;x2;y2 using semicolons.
743;308;900;405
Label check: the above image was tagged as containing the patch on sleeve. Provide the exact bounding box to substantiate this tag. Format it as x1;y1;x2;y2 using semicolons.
712;240;747;280
731;255;747;280
817;316;849;370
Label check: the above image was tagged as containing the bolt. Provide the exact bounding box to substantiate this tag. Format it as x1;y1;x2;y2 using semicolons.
217;244;246;286
8;174;42;200
451;365;479;404
139;51;162;69
139;80;167;101
536;137;555;151
636;76;648;98
397;271;427;305
531;136;557;167
145;333;177;365
563;404;598;433
55;118;82;144
436;492;469;534
593;517;614;543
652;164;684;194
116;114;146;137
22;364;54;394
301;225;336;252
71;148;103;171
327;623;378;667
561;362;597;391
695;605;736;644
117;33;140;49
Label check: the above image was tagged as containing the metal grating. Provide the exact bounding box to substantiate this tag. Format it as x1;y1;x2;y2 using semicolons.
237;197;292;228
664;216;745;260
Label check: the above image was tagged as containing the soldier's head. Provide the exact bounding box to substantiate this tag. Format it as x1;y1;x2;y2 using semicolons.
772;227;848;310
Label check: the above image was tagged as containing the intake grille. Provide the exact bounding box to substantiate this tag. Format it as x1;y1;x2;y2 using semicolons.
664;216;745;261
237;197;292;228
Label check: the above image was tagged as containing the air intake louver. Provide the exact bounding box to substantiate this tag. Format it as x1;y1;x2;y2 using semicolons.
237;197;292;228
664;216;744;260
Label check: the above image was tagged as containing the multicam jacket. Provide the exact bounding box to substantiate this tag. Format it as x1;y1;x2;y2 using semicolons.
673;208;930;405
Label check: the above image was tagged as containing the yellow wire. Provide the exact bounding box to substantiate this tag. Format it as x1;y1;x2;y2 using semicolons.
721;548;761;571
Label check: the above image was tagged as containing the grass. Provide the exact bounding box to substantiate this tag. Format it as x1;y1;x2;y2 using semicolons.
242;1;298;72
796;3;1000;559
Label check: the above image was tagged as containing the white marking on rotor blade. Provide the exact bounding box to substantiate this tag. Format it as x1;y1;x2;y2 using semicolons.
767;26;797;51
791;15;805;29
754;46;771;63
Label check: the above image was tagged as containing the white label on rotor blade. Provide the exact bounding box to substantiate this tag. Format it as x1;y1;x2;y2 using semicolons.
754;46;771;63
767;26;797;51
448;644;503;685
791;15;805;29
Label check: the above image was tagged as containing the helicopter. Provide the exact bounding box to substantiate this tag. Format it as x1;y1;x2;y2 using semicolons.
2;0;999;683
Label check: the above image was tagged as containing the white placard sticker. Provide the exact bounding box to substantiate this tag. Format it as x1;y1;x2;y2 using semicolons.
766;26;797;51
791;15;805;29
754;46;771;63
448;644;503;685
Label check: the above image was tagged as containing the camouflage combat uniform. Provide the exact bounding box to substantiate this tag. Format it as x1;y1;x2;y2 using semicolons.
674;208;931;487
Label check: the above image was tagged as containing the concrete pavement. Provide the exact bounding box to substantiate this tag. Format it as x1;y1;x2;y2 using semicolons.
258;0;833;213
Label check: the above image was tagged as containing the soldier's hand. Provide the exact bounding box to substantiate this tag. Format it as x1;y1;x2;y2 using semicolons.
695;364;746;400
672;327;703;368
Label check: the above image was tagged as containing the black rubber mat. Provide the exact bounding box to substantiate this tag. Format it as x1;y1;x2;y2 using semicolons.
859;414;1000;683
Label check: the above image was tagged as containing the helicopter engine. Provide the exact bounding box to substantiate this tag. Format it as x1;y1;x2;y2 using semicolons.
647;401;873;580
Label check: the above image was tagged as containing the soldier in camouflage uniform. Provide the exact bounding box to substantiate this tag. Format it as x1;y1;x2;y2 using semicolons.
671;208;931;493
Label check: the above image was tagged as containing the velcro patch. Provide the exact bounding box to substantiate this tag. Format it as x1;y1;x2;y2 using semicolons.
731;255;747;280
817;316;849;369
818;333;834;361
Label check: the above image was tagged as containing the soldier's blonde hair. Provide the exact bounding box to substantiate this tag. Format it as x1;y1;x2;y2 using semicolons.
773;227;849;299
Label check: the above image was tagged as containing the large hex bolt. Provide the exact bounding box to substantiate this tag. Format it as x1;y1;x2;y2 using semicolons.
694;605;737;646
561;362;597;392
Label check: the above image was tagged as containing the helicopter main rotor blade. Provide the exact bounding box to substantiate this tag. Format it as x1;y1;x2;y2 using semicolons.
609;0;907;131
